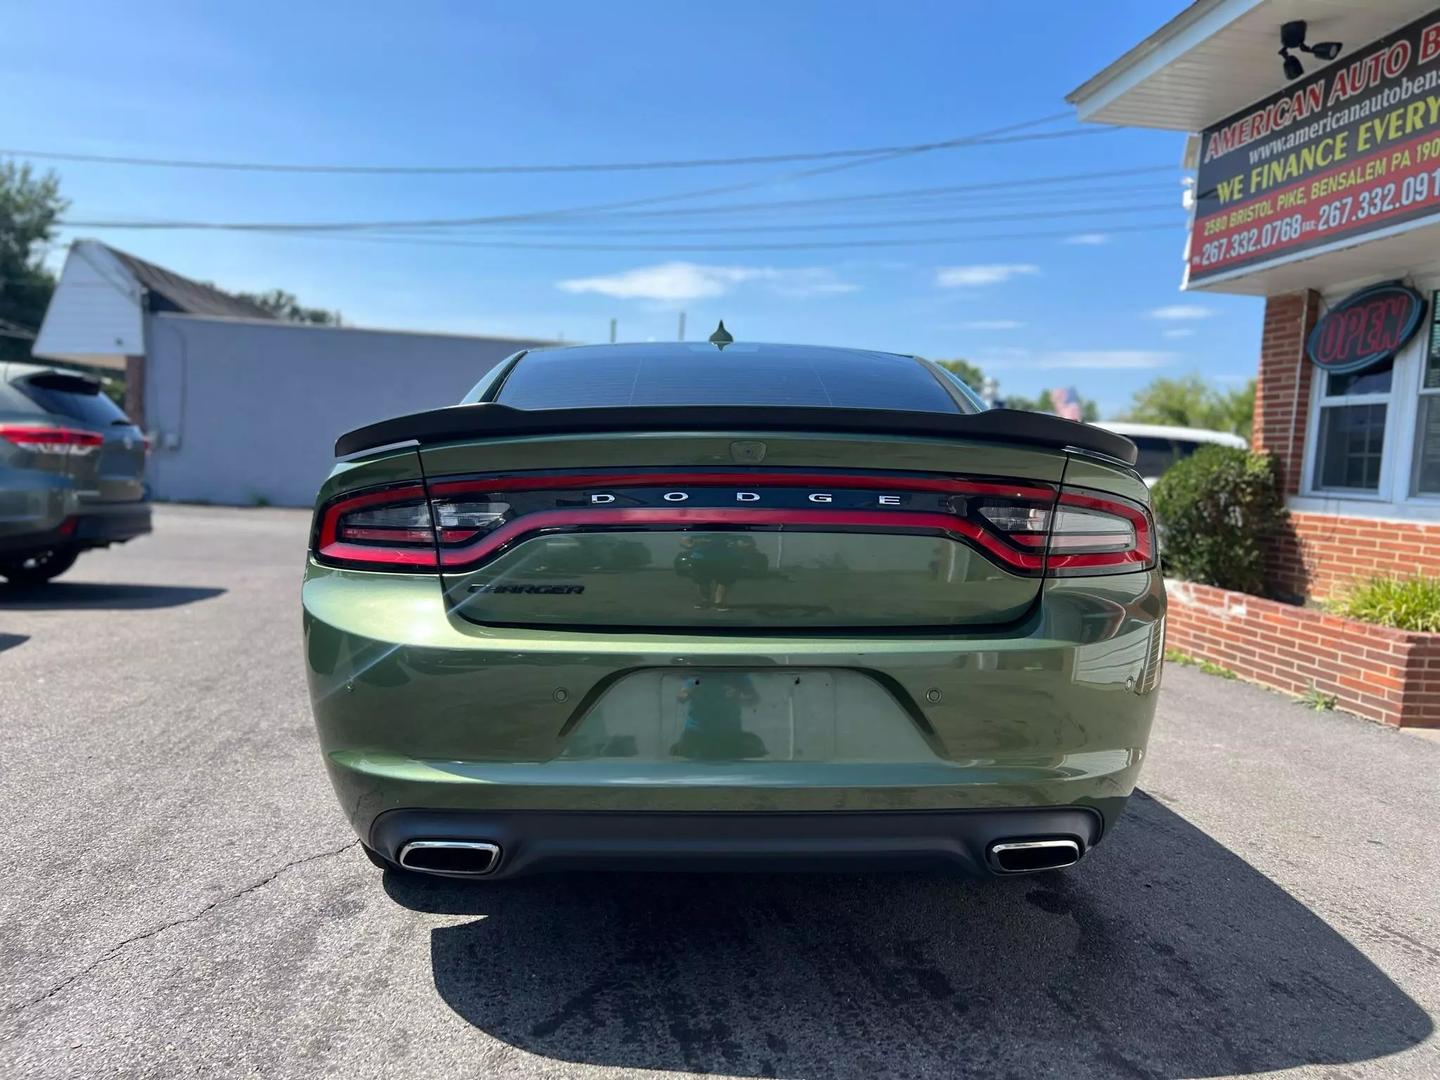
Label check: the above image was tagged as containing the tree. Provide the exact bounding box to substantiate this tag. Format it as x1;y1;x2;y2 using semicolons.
236;288;342;326
0;161;67;362
1121;374;1255;438
935;357;1099;421
1000;386;1099;422
934;358;985;392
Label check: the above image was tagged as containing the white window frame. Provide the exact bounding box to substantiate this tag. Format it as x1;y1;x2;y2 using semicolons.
1300;353;1399;502
1294;276;1440;521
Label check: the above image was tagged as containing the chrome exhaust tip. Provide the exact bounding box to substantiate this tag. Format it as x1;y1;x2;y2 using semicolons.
986;838;1082;874
397;840;501;877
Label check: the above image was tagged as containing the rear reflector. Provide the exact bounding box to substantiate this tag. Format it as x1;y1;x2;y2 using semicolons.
311;470;1155;576
0;424;104;455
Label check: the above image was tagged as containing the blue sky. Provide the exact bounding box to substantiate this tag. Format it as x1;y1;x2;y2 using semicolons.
5;0;1264;416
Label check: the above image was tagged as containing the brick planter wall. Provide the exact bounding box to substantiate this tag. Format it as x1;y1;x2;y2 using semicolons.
1165;579;1440;728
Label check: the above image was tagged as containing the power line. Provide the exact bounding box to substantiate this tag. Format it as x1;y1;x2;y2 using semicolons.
271;220;1173;253
11;115;1087;175
70;180;1177;237
57;121;1121;233
357;202;1180;240
593;165;1178;219
62;200;1179;242
409;180;1180;230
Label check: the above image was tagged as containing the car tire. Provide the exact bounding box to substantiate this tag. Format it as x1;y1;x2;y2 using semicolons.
0;546;80;585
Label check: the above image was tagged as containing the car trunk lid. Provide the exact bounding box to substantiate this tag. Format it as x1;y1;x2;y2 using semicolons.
385;431;1071;631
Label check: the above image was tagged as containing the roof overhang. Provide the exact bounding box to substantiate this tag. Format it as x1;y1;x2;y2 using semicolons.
1067;0;1437;132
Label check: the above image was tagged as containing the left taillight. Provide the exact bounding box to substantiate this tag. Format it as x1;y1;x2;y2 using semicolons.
0;424;104;455
312;483;510;570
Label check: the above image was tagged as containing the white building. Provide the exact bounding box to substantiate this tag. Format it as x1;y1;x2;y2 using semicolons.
34;240;550;506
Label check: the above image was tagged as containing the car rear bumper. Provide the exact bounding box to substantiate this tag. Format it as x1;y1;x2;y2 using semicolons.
0;503;151;556
368;806;1111;879
305;565;1166;844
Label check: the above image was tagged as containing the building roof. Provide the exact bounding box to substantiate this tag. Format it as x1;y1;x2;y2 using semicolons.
100;244;278;320
1066;0;1431;132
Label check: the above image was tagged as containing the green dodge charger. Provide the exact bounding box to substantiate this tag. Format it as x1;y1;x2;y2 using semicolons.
303;340;1163;879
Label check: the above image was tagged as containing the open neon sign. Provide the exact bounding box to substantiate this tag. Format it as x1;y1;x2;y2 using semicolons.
1307;282;1427;375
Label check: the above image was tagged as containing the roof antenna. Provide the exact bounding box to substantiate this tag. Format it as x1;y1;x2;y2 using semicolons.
708;320;733;350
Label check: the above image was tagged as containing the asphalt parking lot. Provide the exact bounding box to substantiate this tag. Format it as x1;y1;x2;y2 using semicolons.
2;504;1439;1079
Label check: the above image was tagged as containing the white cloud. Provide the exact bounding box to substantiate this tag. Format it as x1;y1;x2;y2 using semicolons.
1063;233;1110;246
935;263;1039;287
1149;304;1214;320
1033;350;1174;370
557;261;857;302
980;347;1174;371
958;319;1024;330
1162;327;1196;339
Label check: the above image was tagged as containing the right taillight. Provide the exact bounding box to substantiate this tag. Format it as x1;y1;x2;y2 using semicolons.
1045;490;1154;573
0;424;104;455
976;487;1154;575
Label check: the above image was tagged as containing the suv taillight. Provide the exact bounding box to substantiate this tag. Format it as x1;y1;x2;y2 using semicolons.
0;424;104;455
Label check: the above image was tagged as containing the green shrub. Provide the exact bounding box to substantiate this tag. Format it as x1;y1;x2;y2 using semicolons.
1150;445;1284;595
1327;575;1440;632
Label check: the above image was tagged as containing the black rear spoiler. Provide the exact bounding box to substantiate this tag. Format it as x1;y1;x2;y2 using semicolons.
335;404;1138;466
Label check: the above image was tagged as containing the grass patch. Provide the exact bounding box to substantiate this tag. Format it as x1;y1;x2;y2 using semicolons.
1164;647;1237;679
1325;575;1440;633
1298;681;1338;711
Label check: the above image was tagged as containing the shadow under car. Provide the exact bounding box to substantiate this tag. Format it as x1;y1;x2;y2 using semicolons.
381;791;1432;1079
0;583;226;610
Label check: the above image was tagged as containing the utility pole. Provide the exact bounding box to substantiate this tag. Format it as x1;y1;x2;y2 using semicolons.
677;311;686;341
609;317;617;344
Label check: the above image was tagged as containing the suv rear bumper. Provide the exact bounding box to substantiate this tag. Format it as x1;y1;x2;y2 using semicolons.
369;806;1111;879
0;504;151;556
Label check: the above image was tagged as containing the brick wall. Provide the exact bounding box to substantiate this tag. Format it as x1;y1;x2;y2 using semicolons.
1247;288;1440;600
1251;290;1320;495
1268;511;1440;600
1165;579;1440;727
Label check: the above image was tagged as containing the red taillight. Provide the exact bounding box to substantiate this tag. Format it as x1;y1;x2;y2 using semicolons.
978;488;1154;574
311;473;1154;575
0;424;104;455
313;484;512;568
1046;491;1155;571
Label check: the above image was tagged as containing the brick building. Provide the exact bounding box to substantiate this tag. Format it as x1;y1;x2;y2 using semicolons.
1071;2;1440;603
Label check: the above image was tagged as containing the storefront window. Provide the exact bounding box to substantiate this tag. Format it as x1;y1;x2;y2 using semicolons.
1313;360;1392;493
1414;349;1440;495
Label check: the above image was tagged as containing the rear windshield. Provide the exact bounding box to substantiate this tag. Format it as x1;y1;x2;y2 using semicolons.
15;373;134;429
495;345;967;413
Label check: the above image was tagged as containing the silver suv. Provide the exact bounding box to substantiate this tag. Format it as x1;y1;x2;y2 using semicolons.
0;363;151;585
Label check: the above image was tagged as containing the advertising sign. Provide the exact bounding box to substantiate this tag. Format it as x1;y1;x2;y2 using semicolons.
1191;9;1440;284
1305;282;1426;374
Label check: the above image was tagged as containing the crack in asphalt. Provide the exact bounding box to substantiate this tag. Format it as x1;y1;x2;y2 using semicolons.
9;838;360;1014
